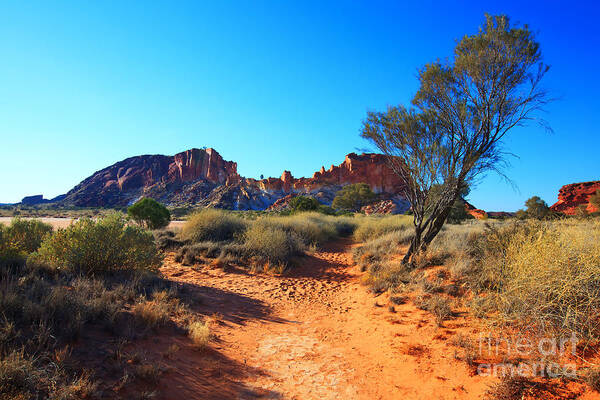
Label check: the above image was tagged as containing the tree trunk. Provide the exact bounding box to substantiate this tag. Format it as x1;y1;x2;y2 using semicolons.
420;205;453;253
402;204;453;266
402;226;422;266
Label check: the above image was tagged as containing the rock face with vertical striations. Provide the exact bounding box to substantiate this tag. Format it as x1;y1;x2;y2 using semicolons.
54;148;413;210
550;181;600;215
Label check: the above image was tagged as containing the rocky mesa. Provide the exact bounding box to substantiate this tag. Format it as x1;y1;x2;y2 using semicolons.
58;148;410;211
550;180;600;215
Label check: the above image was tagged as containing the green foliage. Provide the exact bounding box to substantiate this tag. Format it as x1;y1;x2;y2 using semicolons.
524;196;550;219
317;205;336;215
179;209;247;243
127;198;171;229
332;183;376;211
361;14;549;264
30;214;162;274
287;196;320;212
0;218;53;257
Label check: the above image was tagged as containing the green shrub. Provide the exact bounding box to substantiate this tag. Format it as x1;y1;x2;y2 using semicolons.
332;183;376;211
0;218;53;257
30;214;162;274
288;196;320;212
179;209;247;243
127;198;171;229
317;205;336;215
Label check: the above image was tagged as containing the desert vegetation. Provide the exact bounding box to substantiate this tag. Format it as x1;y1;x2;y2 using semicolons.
0;214;207;399
171;209;357;271
353;212;600;396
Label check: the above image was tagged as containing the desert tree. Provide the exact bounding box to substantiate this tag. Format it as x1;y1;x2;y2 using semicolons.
524;195;550;219
127;197;171;229
362;14;550;264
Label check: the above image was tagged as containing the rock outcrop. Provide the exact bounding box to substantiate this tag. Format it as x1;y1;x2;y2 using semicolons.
551;181;600;215
57;148;411;211
465;202;487;219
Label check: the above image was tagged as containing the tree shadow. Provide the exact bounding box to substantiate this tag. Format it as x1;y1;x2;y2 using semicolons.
177;281;290;327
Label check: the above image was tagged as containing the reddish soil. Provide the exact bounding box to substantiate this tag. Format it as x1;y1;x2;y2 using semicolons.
156;239;497;399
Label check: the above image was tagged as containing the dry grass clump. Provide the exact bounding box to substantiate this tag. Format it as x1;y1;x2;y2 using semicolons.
453;219;600;341
353;229;414;272
175;210;359;270
487;375;536;400
353;214;412;242
241;221;306;265
361;260;413;294
133;291;175;330
179;209;247;242
583;367;600;392
188;321;211;348
414;293;454;326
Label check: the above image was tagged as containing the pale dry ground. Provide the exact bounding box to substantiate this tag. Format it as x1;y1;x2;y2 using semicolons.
0;216;185;229
157;239;496;400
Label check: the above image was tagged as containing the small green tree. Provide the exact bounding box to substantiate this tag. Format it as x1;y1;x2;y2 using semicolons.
127;198;171;229
524;196;550;219
332;183;376;212
288;196;320;212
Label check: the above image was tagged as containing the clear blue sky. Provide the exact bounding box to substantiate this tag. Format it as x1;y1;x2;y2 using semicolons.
1;1;598;211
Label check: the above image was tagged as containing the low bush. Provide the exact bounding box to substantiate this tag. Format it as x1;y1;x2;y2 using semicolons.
0;218;53;259
179;209;247;243
30;214;162;274
242;221;306;265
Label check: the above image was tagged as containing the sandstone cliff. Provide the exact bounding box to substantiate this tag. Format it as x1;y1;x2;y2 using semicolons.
550;180;600;215
58;148;410;211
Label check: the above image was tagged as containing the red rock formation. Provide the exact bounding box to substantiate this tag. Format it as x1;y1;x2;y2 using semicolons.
551;181;600;215
257;153;404;195
465;201;487;219
266;194;296;211
60;148;408;208
168;148;237;184
361;200;398;215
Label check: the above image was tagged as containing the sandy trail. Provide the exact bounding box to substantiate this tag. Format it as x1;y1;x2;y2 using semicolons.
157;238;496;399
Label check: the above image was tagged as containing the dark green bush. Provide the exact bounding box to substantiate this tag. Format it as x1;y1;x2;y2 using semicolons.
30;214;162;274
127;198;171;229
288;196;320;212
332;183;376;211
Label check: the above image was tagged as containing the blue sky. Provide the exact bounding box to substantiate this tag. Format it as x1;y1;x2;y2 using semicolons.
1;1;598;210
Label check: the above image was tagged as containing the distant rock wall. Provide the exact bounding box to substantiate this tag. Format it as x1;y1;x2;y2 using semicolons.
58;148;409;209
